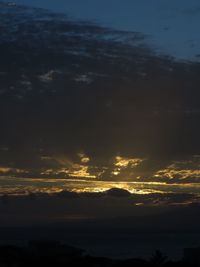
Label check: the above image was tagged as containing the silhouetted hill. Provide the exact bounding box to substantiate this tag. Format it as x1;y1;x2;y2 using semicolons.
0;241;197;266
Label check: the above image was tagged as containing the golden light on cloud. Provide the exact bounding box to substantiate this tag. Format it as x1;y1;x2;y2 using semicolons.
0;167;12;173
154;162;200;180
112;170;120;176
81;157;90;163
68;165;96;179
115;156;143;168
41;165;96;179
0;167;28;174
40;154;145;180
41;153;95;179
110;156;144;178
78;152;90;163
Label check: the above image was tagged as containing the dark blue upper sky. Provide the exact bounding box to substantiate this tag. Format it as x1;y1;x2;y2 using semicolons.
4;0;200;60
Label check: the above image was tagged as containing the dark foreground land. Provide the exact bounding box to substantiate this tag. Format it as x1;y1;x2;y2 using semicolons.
0;240;199;267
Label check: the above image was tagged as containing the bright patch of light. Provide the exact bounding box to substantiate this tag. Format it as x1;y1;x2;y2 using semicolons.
115;156;143;168
69;165;96;179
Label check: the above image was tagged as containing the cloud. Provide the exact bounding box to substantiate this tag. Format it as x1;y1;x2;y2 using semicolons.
78;152;90;163
154;169;200;181
114;156;143;168
38;70;62;83
0;167;11;173
0;167;28;175
153;157;200;183
0;2;200;187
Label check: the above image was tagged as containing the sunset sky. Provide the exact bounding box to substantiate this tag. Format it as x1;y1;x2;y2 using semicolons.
0;0;200;212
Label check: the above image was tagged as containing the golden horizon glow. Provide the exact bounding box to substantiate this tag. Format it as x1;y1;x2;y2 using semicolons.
1;176;200;200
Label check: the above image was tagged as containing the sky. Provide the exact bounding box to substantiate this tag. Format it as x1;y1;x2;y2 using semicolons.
3;0;200;60
0;3;200;254
0;1;200;201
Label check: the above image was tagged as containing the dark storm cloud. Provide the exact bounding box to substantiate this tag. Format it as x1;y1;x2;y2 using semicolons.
0;2;200;182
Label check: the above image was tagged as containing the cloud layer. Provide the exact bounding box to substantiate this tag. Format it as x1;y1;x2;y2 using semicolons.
0;2;200;187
